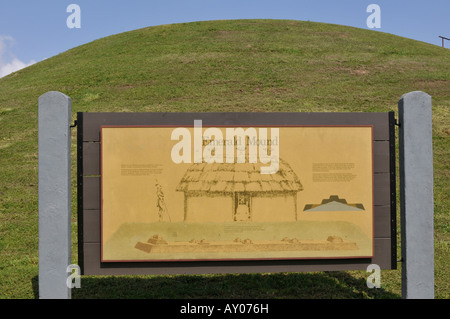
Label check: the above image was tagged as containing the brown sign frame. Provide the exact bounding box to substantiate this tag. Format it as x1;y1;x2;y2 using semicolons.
77;112;396;275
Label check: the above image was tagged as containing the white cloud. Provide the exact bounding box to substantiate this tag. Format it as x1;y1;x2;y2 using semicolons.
0;57;36;78
0;36;36;78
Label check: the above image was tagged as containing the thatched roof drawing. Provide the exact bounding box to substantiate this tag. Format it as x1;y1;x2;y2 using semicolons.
176;159;303;193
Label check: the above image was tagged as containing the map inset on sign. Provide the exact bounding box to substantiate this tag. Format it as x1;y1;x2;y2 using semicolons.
303;195;365;212
100;125;374;262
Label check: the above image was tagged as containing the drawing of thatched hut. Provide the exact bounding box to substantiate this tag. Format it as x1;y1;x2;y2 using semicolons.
176;159;303;222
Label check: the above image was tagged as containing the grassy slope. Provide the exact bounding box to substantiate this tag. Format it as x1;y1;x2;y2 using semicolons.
0;19;448;299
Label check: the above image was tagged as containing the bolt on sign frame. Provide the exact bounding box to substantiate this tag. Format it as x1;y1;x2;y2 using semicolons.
77;112;397;275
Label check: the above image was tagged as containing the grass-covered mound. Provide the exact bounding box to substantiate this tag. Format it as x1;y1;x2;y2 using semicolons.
0;19;448;298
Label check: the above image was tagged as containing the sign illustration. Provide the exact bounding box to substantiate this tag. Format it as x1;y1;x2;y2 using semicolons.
101;124;373;262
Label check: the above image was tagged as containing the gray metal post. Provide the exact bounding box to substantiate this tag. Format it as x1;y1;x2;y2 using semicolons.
398;91;434;299
38;91;72;299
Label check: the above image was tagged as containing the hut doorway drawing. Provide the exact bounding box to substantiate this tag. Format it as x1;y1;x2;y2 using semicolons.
234;193;251;221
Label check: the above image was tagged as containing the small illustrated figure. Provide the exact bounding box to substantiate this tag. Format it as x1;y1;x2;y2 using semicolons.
155;180;170;222
234;195;251;221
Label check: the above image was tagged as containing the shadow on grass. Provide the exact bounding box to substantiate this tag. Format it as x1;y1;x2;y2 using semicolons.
30;272;399;299
31;275;38;299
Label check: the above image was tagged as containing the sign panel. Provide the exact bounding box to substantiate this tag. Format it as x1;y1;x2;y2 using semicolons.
101;124;373;262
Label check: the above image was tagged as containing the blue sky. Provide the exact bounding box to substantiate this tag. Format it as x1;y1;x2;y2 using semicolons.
0;0;449;77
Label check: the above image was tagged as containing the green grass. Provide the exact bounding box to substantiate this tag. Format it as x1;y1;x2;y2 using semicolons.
0;19;448;299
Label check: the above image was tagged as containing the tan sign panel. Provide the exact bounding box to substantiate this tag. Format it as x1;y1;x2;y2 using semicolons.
101;124;373;262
